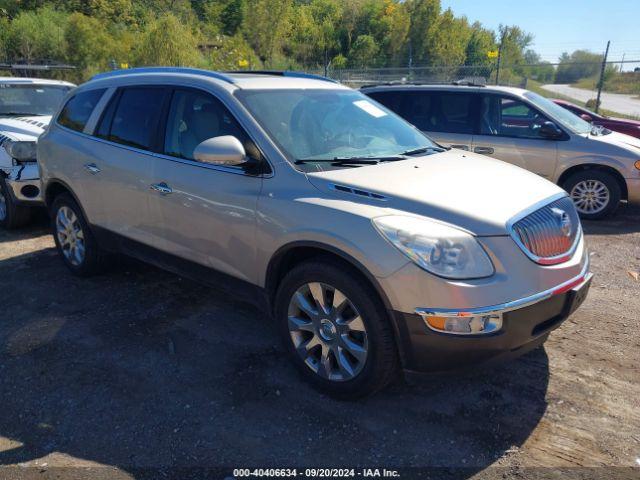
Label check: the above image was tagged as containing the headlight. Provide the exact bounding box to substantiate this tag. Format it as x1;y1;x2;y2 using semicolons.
4;140;37;161
373;215;495;279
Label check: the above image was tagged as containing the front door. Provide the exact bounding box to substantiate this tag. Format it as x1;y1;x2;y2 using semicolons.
149;88;264;284
472;94;558;179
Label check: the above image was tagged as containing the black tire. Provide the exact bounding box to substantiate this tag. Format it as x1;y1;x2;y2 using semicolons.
0;177;31;229
50;193;107;276
274;258;399;399
562;170;621;220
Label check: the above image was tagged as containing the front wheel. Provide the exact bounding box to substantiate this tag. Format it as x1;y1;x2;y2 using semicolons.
274;259;399;399
563;170;621;220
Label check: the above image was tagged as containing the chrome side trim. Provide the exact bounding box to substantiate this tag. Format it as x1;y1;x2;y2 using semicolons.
506;193;582;266
416;263;592;318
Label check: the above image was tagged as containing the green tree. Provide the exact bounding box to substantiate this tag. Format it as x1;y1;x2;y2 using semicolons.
5;6;68;62
406;0;440;65
243;0;293;66
221;0;244;35
349;34;378;68
134;13;202;66
555;49;603;83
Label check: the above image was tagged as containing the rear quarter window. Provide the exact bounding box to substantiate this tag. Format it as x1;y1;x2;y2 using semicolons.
57;89;106;132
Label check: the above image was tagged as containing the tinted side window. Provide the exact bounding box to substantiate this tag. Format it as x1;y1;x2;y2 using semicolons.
373;91;475;134
428;92;475;134
57;89;106;132
107;87;169;151
163;89;255;162
366;91;404;113
480;95;551;138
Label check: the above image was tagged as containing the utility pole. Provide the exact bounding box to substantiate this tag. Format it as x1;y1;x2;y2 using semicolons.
595;40;610;114
495;28;506;85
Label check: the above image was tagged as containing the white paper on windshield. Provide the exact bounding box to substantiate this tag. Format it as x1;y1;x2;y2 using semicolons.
353;100;387;118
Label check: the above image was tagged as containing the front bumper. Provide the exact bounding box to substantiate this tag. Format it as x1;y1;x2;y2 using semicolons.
394;269;592;373
3;163;43;205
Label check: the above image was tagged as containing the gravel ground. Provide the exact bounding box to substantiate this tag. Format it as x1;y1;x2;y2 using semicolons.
0;205;638;480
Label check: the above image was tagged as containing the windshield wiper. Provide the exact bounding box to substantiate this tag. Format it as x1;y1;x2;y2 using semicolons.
400;146;447;156
295;155;405;165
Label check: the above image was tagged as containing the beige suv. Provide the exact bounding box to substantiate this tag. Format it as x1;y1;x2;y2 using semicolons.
363;84;640;219
38;69;592;398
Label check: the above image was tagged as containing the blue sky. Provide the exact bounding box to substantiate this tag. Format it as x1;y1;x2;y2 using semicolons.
441;0;639;69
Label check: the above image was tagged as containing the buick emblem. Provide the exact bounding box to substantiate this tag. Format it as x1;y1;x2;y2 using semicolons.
551;208;572;237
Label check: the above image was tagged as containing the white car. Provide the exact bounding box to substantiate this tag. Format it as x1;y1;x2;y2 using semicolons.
0;77;75;228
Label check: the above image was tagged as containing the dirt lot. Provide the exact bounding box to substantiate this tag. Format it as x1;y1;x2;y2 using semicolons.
0;204;639;480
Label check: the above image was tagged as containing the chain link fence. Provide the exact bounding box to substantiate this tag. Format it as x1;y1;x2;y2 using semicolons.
313;61;640;118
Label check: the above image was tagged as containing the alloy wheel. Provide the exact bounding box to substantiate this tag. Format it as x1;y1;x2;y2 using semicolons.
56;206;85;266
0;189;6;221
570;180;610;215
288;282;368;382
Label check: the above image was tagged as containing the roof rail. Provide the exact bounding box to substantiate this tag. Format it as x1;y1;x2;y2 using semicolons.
225;70;338;83
91;67;237;84
451;77;486;87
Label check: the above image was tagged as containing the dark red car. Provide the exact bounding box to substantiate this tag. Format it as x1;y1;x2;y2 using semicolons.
553;98;640;139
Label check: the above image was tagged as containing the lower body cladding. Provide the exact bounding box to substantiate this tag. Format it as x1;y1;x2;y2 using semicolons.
3;163;43;204
392;270;592;373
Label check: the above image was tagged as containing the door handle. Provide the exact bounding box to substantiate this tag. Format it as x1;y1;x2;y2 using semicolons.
150;182;173;195
473;146;495;155
84;163;101;174
449;144;470;151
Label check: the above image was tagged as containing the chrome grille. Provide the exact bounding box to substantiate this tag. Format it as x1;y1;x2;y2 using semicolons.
510;196;581;265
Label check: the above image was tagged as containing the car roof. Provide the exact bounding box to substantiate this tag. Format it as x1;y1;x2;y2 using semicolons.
360;83;528;97
85;68;348;92
0;76;75;87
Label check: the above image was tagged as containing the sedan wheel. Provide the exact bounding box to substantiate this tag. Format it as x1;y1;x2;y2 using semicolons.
288;282;368;382
56;206;86;266
570;180;610;215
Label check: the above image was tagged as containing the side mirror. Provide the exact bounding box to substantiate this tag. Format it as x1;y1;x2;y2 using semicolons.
193;135;247;167
538;121;564;140
580;113;593;122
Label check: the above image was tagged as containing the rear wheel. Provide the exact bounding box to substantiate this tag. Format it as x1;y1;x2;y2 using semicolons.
0;177;31;229
563;170;621;220
51;193;107;276
275;259;399;399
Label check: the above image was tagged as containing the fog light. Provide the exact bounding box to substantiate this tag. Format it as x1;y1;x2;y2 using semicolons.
425;314;502;335
635;160;640;170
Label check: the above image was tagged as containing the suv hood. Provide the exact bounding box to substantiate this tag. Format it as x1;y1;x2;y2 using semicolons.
306;149;564;236
0;115;51;141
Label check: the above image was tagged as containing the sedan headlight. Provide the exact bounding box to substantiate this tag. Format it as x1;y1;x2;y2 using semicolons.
373;215;494;279
4;140;37;161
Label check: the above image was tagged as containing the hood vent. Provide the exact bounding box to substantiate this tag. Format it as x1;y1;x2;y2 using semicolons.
12;117;47;129
330;184;388;201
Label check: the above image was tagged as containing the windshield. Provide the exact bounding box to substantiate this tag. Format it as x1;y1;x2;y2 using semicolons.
0;84;71;116
523;91;591;135
235;89;437;170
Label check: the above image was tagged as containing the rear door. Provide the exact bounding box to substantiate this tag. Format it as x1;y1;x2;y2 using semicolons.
472;94;558;178
88;86;170;244
367;89;479;151
148;87;264;284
